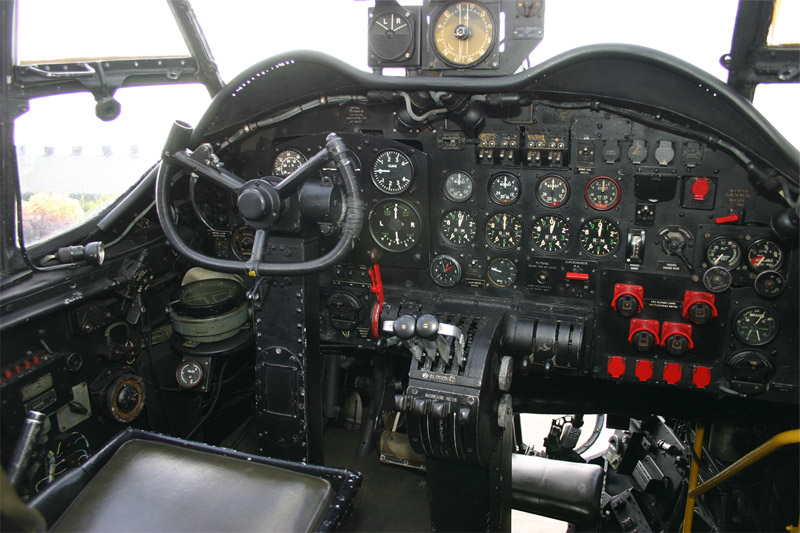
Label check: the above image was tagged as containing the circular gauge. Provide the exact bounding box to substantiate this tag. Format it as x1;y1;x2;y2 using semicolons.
372;150;414;194
487;258;517;288
485;212;523;249
705;237;742;269
369;199;423;252
584;176;621;211
272;149;307;177
443;170;474;202
754;270;785;298
703;266;733;293
232;226;255;260
733;307;778;346
578;218;620;258
369;11;414;61
432;1;496;67
441;209;477;246
488;173;521;205
531;215;570;254
430;255;462;287
105;374;146;423
746;240;783;272
176;360;204;389
535;175;570;208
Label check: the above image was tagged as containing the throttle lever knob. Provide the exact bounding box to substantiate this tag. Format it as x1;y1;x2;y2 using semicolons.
416;314;439;339
393;315;416;340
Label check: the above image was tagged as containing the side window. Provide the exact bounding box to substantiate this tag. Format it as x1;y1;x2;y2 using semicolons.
14;85;210;245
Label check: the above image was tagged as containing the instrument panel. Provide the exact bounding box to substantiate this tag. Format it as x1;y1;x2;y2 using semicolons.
207;96;796;405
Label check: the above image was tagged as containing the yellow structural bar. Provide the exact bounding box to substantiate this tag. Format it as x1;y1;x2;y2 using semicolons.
688;429;800;499
682;423;705;533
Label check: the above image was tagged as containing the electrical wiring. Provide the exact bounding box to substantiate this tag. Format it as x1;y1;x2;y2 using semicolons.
104;200;156;249
186;358;230;440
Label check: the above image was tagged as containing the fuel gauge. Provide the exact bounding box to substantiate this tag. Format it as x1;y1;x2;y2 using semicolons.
746;240;783;272
430;255;462;287
705;237;742;269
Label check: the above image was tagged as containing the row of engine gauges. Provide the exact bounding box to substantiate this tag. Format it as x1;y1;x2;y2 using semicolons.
430;254;518;288
442;171;621;210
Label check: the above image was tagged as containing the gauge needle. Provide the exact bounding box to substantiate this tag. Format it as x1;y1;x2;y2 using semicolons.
752;256;764;266
393;205;398;219
377;20;389;31
549;219;555;233
445;264;454;272
502;214;507;230
395;232;400;243
458;212;464;226
491;267;501;273
598;221;604;236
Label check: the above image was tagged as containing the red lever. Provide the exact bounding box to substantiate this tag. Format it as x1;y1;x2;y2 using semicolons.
566;272;589;281
715;213;740;224
368;264;385;339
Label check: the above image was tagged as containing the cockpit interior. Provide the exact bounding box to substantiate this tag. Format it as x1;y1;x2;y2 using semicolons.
1;1;798;531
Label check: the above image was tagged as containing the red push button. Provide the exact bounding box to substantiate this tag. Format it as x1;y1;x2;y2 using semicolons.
635;359;654;382
23;361;31;370
32;355;40;365
691;177;710;201
3;370;12;379
663;363;683;385
13;365;21;374
608;356;626;378
693;366;712;389
566;272;590;281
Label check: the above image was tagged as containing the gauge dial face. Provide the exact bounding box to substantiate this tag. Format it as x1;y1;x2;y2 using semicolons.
531;215;570;254
272;149;307;177
443;170;474;202
747;240;783;272
430;255;462;287
176;360;204;389
485;212;523;249
733;307;778;346
706;237;742;269
703;266;733;293
369;11;414;61
232;226;255;260
584;176;621;210
369;199;423;252
372;150;414;194
488;173;520;205
487;258;517;287
441;209;477;246
578;218;620;257
754;270;785;298
433;1;495;67
536;175;569;208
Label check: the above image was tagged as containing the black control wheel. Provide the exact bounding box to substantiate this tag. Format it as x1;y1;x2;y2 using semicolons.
156;124;363;276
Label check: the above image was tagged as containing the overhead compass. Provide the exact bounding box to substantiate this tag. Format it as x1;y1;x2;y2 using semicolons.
432;1;496;67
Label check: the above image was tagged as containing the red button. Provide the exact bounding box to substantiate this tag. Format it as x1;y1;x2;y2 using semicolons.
715;213;740;224
635;360;654;382
566;272;590;281
23;361;31;370
691;177;710;201
3;370;12;379
693;366;712;389
32;356;40;364
608;356;626;378
663;363;683;385
13;365;21;374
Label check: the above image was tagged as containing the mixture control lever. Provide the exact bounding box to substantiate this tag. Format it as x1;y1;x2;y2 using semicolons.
382;313;464;366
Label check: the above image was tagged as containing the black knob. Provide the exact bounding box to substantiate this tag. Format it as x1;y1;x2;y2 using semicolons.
615;295;639;317
432;401;451;419
519;357;532;376
687;302;712;325
665;334;690;356
543;358;554;378
375;337;387;354
394;394;412;412
238;188;267;220
415;314;439;339
632;330;656;353
393;315;416;340
458;407;472;425
412;398;430;416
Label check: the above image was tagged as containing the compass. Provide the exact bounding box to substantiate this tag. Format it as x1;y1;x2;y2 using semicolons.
432;1;496;67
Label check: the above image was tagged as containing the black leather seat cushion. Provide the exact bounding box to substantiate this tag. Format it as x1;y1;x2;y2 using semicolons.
50;439;333;532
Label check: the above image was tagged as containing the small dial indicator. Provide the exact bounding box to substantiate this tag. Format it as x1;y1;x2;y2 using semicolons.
754;270;785;298
706;237;742;269
369;11;414;61
536;175;570;208
487;258;517;288
272;149;307;177
584;176;621;210
369;199;423;252
443;171;474;202
488;173;521;205
372;150;414;194
703;266;732;293
733;307;778;346
441;209;477;246
485;212;523;249
531;215;570;254
578;218;620;257
176;360;204;389
746;240;783;272
430;255;462;287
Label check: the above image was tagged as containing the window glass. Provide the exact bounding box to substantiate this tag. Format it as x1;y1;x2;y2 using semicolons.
753;84;800;149
15;85;210;245
17;0;188;62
